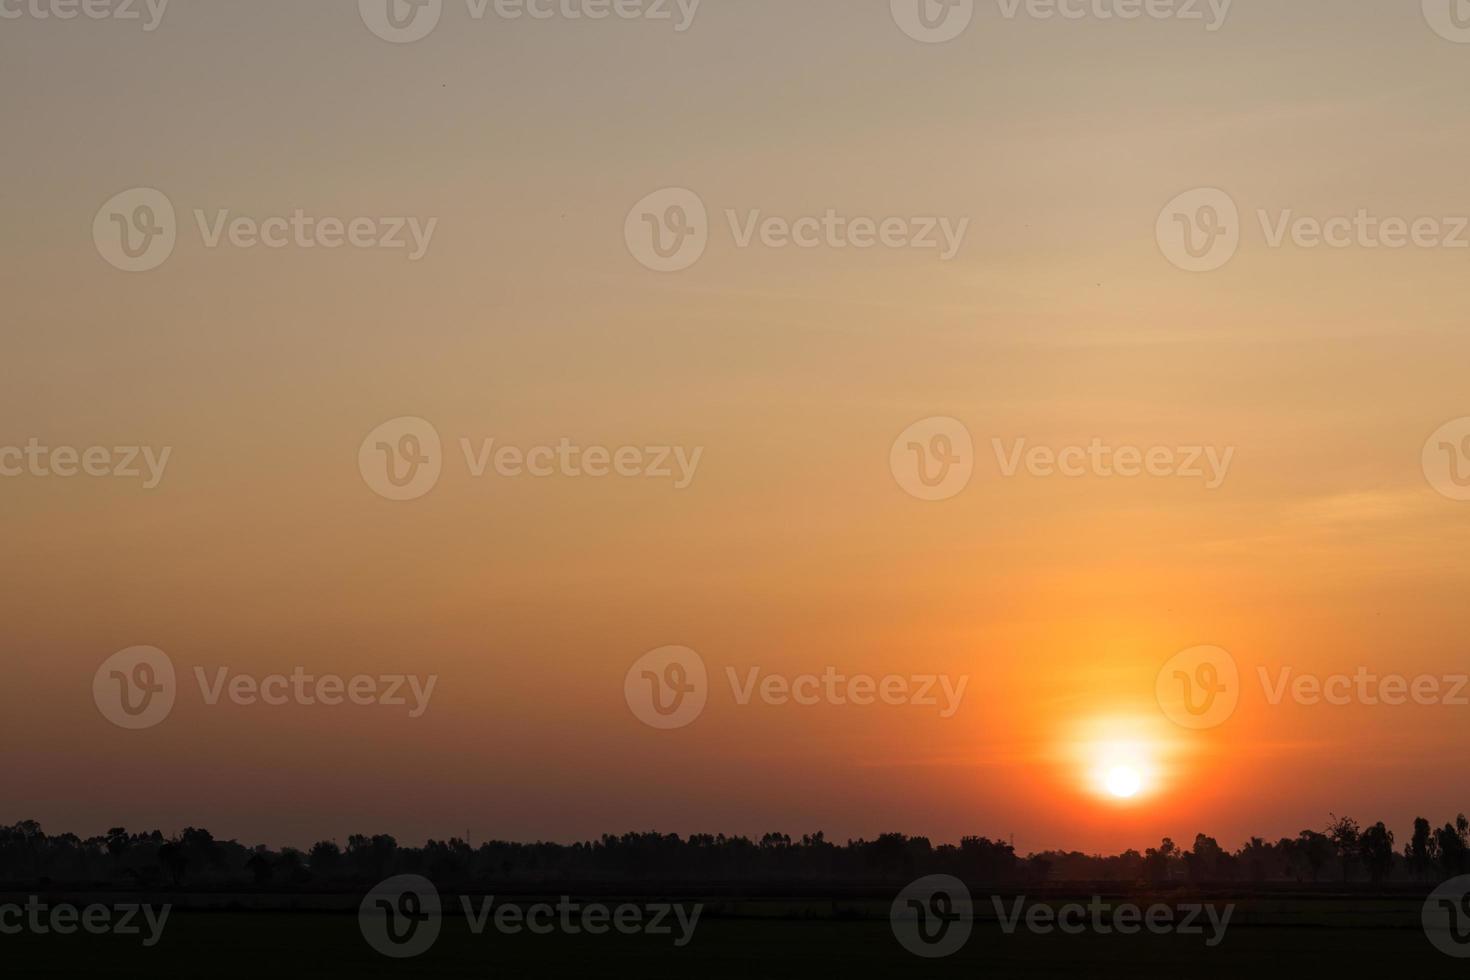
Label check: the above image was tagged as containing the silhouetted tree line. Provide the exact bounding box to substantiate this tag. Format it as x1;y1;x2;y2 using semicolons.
3;814;1467;888
1030;814;1470;886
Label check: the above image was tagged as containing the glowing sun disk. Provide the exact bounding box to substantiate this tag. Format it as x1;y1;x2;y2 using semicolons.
1104;765;1143;798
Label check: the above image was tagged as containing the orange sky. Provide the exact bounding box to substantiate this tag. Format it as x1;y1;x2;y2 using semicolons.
3;1;1469;854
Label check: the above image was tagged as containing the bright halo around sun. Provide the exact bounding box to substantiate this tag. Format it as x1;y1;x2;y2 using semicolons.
1061;714;1177;805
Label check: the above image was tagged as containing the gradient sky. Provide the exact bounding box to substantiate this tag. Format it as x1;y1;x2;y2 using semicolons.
3;0;1469;855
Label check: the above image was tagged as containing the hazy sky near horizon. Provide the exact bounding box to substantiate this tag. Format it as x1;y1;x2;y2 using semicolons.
4;0;1470;854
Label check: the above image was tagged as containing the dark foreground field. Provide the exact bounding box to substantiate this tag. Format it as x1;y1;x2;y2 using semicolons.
3;890;1465;978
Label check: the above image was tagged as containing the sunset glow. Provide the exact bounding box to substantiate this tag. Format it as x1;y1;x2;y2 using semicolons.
4;1;1470;874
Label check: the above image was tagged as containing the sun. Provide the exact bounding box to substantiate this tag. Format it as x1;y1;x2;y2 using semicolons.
1104;765;1143;799
1089;750;1154;802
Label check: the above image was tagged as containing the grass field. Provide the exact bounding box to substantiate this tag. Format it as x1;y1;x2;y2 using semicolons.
3;892;1465;978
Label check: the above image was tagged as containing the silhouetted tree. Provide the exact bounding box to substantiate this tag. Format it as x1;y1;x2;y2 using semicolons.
1434;815;1469;877
308;840;342;877
1238;837;1274;883
1143;838;1176;882
1326;814;1361;881
1358;822;1395;884
1294;830;1335;882
2;813;1464;888
245;849;272;885
1406;817;1437;880
157;842;188;886
1185;834;1228;882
